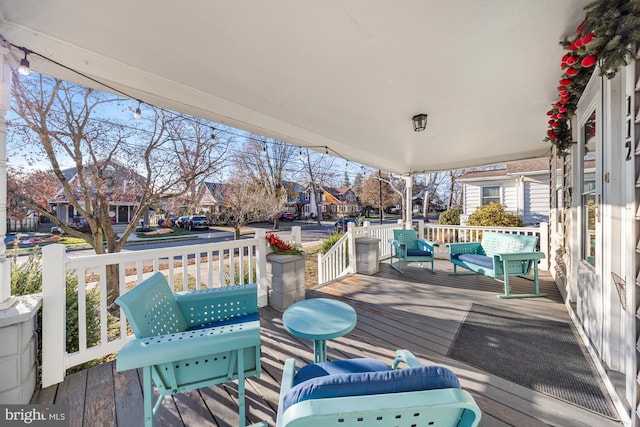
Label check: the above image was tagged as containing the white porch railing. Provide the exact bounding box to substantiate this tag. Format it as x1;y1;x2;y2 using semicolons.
419;222;549;269
317;220;549;285
273;226;302;247
40;230;275;388
318;220;404;285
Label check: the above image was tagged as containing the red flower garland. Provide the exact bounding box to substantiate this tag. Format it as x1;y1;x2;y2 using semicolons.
545;20;598;154
266;233;303;255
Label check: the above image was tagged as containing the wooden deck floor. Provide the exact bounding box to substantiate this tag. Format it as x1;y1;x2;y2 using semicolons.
32;260;624;427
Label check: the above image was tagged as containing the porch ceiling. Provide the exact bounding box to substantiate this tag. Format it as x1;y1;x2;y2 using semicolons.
0;1;588;174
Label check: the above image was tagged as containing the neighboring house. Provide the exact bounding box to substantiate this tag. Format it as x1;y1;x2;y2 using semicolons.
458;158;553;225
197;180;306;219
299;185;324;219
48;161;145;225
321;187;361;218
197;182;229;213
282;181;307;216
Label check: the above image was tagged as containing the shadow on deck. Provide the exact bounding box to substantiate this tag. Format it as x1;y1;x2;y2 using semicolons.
32;260;623;427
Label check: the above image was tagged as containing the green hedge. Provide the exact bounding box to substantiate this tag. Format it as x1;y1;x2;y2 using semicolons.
11;250;100;354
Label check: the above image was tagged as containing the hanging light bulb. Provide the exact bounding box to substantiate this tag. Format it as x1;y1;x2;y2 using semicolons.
18;50;31;76
325;146;329;155
133;100;142;119
298;147;303;157
210;127;216;141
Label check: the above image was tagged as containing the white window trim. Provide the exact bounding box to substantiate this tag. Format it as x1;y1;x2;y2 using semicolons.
480;185;502;205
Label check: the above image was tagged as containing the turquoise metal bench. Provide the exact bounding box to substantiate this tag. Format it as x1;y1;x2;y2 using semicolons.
389;229;439;273
275;349;481;427
447;231;546;298
115;272;261;427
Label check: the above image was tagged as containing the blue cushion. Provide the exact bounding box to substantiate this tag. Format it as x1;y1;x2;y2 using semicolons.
455;253;494;269
282;364;460;413
293;358;390;386
406;249;431;257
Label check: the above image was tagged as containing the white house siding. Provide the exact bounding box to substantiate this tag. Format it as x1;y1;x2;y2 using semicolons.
462;185;481;215
501;182;518;213
524;179;550;225
463;180;519;215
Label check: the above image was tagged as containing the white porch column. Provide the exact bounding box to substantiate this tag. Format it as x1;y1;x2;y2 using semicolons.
0;46;14;309
516;175;525;219
254;229;268;307
404;175;413;229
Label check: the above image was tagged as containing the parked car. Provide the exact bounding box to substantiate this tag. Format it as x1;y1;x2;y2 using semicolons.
334;218;357;233
68;216;90;232
185;215;209;231
176;216;189;228
280;212;294;221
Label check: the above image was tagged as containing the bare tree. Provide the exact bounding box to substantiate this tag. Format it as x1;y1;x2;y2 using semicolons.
358;171;398;221
9;72;227;302
221;176;272;239
174;124;228;214
235;136;297;228
298;149;336;224
447;169;465;209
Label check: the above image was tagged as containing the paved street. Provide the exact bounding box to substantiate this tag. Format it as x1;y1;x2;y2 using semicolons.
8;217;410;260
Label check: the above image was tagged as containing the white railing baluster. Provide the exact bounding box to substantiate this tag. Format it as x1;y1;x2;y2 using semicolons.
77;268;87;352
218;250;225;286
180;253;188;290
206;252;213;288
195;250;202;290
98;266;108;346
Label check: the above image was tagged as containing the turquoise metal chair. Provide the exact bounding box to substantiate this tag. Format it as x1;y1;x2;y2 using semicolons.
276;349;481;427
390;229;439;272
115;272;261;427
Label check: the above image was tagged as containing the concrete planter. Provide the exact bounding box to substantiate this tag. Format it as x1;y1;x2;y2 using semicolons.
0;294;42;404
355;237;380;275
266;253;306;311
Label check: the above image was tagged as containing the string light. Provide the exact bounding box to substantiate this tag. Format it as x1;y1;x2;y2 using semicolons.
18;49;30;76
6;38;360;168
133;100;142;119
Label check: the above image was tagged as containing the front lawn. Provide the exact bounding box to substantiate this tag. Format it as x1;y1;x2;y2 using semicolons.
135;227;192;239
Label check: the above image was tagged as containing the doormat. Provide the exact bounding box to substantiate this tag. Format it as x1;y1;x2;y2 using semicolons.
447;303;616;418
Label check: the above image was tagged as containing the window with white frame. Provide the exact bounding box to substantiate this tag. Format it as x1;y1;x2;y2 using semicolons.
581;110;597;267
481;186;500;205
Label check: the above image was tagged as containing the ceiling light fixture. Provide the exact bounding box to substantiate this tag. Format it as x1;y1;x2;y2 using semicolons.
18;50;31;76
412;114;428;132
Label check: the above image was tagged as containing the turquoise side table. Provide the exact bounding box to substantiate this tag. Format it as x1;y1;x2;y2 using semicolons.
282;298;357;363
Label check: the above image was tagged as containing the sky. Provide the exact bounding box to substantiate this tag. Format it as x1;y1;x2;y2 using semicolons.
6;71;379;188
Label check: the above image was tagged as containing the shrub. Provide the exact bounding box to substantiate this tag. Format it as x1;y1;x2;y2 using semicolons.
467;203;524;227
320;232;345;255
11;250;101;354
438;208;462;225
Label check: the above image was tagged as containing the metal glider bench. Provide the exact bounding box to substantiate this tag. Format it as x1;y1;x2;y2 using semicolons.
448;231;546;298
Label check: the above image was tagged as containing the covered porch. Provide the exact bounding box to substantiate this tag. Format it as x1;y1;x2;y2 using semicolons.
32;261;621;427
1;1;639;426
